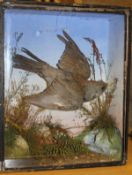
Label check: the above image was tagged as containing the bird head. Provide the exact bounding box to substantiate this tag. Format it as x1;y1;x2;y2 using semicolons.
84;80;107;102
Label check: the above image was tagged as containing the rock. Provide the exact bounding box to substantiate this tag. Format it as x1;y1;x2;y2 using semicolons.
83;128;122;157
7;135;30;158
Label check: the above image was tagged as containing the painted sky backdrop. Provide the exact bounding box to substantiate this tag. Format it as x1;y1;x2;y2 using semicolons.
4;9;125;135
4;9;124;88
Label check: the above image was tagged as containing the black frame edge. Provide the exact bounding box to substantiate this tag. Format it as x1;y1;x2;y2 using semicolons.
0;2;130;172
122;9;131;166
0;6;5;165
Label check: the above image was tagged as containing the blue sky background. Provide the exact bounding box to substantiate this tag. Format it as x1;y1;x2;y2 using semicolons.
4;9;124;88
5;9;110;66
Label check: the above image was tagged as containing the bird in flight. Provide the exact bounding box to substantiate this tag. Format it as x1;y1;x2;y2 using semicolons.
13;30;107;111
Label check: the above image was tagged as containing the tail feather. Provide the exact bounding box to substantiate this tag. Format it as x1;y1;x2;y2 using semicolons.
13;54;43;77
13;51;58;86
21;48;46;64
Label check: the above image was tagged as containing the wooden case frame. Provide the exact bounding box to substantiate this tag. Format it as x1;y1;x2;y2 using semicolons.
0;0;131;171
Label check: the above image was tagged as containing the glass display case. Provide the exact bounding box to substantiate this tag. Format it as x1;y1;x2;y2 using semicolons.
0;0;130;171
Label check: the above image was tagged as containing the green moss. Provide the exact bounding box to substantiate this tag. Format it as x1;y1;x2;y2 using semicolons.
42;134;89;158
5;125;18;147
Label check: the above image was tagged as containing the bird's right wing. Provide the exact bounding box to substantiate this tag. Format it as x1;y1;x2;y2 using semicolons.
57;30;91;79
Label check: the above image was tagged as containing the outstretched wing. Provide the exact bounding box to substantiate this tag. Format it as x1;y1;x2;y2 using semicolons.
57;30;90;79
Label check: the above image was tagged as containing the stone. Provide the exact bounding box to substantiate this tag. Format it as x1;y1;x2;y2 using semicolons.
81;127;122;158
7;135;30;158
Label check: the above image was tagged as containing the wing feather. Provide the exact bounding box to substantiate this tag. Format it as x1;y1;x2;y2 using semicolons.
57;30;90;79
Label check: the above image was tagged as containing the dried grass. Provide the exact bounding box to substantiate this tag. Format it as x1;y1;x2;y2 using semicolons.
82;79;118;131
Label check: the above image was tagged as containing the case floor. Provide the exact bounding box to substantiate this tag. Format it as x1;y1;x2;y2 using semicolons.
0;139;131;174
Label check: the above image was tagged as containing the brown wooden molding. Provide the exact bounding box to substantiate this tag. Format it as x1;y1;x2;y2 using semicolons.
0;0;132;7
78;0;132;7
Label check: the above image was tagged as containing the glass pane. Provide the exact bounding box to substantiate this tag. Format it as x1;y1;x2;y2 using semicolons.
4;8;125;169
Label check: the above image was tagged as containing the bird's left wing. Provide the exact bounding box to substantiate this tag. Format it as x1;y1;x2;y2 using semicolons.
57;30;91;79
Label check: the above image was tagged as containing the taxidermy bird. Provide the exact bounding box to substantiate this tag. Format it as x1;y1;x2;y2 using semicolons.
13;30;107;111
